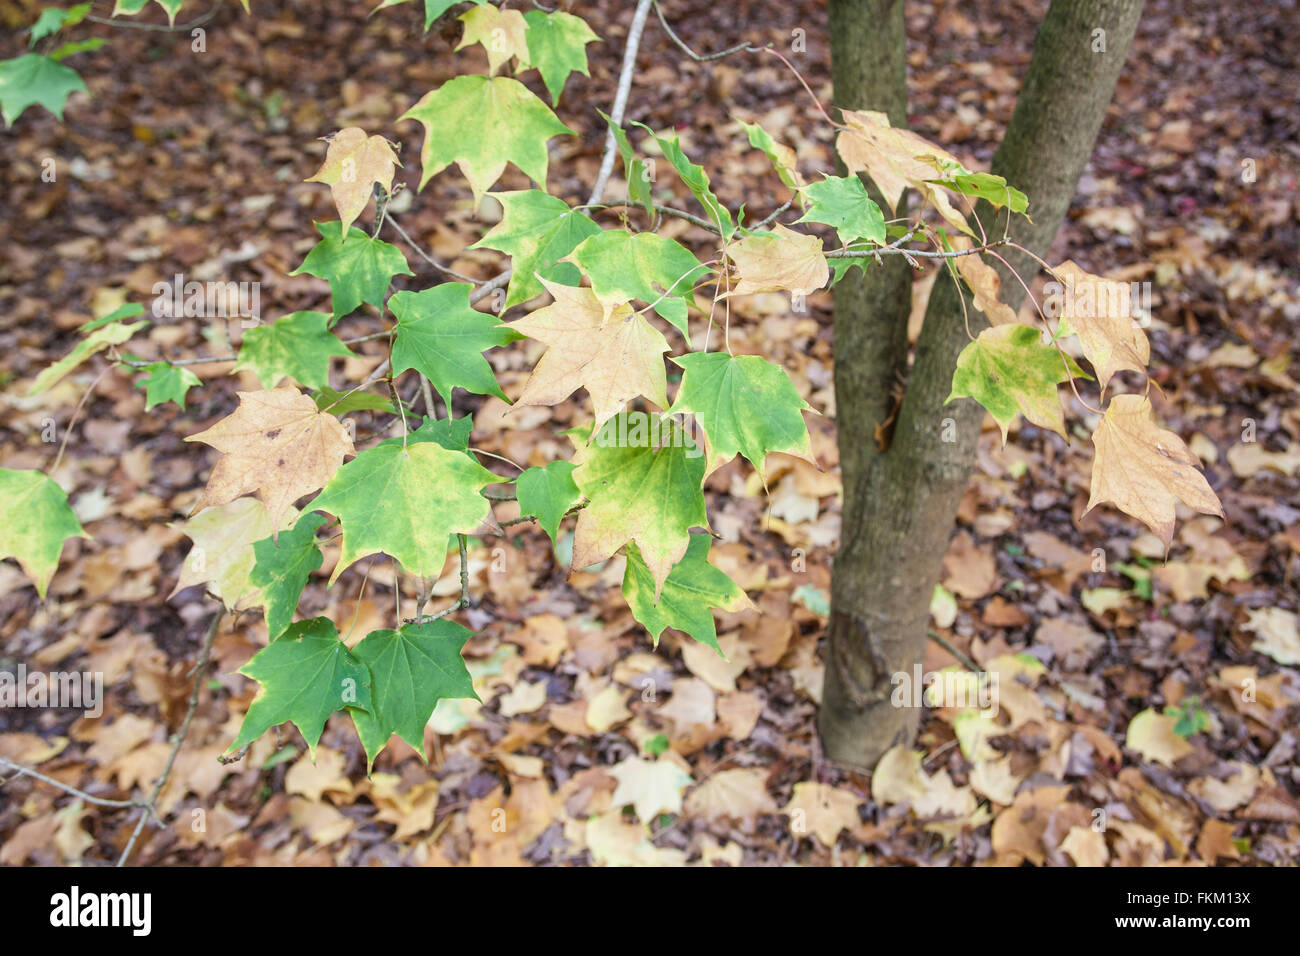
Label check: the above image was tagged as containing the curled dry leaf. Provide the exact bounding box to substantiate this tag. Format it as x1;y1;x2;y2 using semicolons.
952;238;1018;326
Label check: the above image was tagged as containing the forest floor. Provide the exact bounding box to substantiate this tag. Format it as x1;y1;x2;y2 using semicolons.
0;0;1298;866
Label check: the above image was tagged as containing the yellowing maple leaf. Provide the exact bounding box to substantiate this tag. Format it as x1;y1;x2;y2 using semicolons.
836;109;972;234
725;223;827;297
456;5;529;76
1085;394;1222;548
185;385;356;531
171;497;294;612
1052;260;1150;391
305;127;401;238
508;279;669;426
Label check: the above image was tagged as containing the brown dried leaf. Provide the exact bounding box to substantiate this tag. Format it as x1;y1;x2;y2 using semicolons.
1085;394;1223;548
185;385;355;531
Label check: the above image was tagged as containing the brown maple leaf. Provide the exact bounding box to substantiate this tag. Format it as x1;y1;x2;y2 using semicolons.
507;278;670;426
304;127;401;237
1052;260;1150;391
185;385;355;530
836;109;972;234
724;223;828;297
1084;394;1223;548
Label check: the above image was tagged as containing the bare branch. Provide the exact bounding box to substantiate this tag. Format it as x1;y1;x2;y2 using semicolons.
587;0;655;205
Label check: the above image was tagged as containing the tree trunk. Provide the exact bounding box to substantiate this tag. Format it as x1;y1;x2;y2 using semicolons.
820;0;1145;769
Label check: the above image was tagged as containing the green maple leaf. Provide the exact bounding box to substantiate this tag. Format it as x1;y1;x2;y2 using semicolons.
623;533;752;655
372;0;487;31
941;172;1029;215
313;386;394;415
516;460;582;546
566;230;709;336
250;512;327;641
669;352;814;477
30;4;92;46
349;619;478;766
829;256;868;286
0;469;89;599
136;362;201;410
797;175;886;246
233;311;354;389
947;323;1086;443
81;301;145;333
630;121;733;239
522;9;599;105
401;74;573;203
228;617;372;758
470;190;599;310
381;415;475;454
738;120;804;193
389;284;520;406
573;414;708;597
290;221;413;321
0;54;86;125
308;441;497;582
598;111;655;221
112;0;184;25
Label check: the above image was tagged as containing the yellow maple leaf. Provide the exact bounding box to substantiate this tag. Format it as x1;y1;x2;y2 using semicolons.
304;127;401;237
171;496;294;612
1125;708;1193;767
683;768;777;823
456;5;530;76
782;781;861;847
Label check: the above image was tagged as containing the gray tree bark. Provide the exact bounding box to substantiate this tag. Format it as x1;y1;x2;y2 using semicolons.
820;0;1145;769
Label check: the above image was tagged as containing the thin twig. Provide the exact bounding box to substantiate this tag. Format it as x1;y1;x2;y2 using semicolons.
384;214;478;283
587;0;655;205
751;199;794;231
51;363;112;474
0;757;159;817
652;0;764;62
118;610;223;866
587;200;718;233
469;269;511;306
927;630;981;674
87;4;222;32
